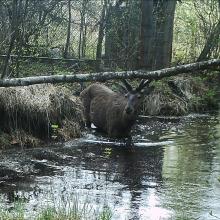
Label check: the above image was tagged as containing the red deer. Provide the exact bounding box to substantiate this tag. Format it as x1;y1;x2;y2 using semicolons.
80;80;153;138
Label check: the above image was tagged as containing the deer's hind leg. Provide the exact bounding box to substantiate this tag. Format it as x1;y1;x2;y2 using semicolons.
83;100;91;127
80;92;91;128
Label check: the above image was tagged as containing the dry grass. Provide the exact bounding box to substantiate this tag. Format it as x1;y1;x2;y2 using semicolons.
0;84;84;147
143;90;188;116
142;76;211;116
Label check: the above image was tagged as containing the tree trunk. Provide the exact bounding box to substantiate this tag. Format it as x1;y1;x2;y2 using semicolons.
138;0;177;70
63;0;72;58
78;13;85;59
15;0;24;77
82;22;87;58
197;19;220;61
78;21;82;59
152;0;177;69
0;59;219;87
78;0;87;58
104;3;113;65
15;41;22;77
1;34;16;79
139;0;154;69
96;0;108;70
1;0;18;79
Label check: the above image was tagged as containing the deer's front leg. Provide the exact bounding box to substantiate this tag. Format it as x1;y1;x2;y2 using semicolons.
123;136;134;148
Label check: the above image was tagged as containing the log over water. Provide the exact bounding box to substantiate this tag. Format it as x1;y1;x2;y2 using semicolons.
0;59;219;87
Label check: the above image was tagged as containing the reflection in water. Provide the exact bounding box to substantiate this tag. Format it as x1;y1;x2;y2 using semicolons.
162;115;220;220
0;113;220;220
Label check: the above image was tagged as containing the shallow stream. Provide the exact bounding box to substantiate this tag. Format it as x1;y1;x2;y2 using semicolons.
0;113;220;219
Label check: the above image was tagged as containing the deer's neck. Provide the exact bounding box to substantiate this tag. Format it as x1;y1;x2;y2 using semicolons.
122;109;137;125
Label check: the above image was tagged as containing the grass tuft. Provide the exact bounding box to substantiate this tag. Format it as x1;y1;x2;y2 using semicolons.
0;196;112;220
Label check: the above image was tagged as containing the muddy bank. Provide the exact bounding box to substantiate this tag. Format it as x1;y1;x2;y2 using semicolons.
0;84;84;149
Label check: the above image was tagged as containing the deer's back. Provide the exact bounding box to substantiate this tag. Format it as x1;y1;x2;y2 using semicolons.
80;83;114;100
80;83;116;131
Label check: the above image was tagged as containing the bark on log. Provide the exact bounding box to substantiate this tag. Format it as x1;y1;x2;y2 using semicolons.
0;59;219;87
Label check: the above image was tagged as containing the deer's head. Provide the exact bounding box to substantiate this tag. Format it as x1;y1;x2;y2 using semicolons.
120;79;153;116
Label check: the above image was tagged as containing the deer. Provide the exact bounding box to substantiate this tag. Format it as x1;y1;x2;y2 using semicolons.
80;79;153;138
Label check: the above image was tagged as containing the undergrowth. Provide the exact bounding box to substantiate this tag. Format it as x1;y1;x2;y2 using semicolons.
0;198;112;220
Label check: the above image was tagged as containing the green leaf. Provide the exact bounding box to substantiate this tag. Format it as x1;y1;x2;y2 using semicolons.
51;124;59;129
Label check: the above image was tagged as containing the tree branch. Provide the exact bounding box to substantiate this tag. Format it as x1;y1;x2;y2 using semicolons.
0;59;219;87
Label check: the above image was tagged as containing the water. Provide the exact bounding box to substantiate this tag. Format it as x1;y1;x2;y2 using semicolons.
0;113;220;220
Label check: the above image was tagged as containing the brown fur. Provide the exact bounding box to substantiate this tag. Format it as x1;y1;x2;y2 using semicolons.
80;83;144;138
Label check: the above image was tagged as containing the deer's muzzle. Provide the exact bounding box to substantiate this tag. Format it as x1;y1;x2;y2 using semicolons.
125;106;134;114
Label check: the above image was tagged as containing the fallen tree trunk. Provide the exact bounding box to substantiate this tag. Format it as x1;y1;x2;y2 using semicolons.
0;59;219;87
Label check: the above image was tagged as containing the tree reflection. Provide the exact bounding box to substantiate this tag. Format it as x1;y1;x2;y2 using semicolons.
161;114;220;219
